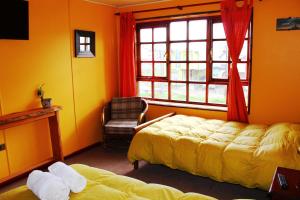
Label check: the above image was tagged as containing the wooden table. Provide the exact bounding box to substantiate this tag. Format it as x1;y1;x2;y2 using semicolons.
0;106;64;185
269;167;300;200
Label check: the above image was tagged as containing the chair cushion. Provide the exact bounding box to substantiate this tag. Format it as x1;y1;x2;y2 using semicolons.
111;97;142;120
105;119;138;135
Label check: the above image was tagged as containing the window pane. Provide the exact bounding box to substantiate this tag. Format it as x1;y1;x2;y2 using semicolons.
86;45;90;51
138;81;152;98
189;63;206;82
212;63;228;79
86;37;90;43
140;28;152;42
171;83;186;101
154;27;166;42
237;63;247;80
213;41;228;61
80;36;85;43
189;42;206;61
154;43;166;61
189;84;206;103
239;41;248;61
141;44;152;61
80;45;85;52
154;82;168;99
170;43;186;61
213;23;226;39
141;63;152;76
189;20;207;40
243;86;249;106
154;63;167;77
208;84;227;104
170;21;187;41
171;63;186;81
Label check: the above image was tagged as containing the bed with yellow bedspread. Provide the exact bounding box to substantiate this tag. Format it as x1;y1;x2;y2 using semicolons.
128;115;300;190
0;164;215;200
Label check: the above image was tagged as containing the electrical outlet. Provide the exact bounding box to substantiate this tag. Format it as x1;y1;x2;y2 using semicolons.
0;144;5;151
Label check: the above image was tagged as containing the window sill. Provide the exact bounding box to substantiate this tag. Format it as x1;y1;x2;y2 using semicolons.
146;100;228;112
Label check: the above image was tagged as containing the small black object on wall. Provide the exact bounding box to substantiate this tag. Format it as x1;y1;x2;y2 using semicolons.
276;17;300;31
0;0;29;40
75;30;95;58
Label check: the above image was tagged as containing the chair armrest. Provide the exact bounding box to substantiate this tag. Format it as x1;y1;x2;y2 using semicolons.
101;102;111;127
138;99;148;125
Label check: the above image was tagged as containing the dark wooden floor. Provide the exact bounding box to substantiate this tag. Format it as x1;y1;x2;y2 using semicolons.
0;145;268;200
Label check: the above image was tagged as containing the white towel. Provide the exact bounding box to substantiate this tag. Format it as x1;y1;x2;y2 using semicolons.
27;170;70;200
48;162;87;193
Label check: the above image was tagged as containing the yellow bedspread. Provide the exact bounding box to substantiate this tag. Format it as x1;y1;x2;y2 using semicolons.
128;115;300;190
0;164;215;200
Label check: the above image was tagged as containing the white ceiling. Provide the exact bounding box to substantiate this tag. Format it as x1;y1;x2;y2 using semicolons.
86;0;171;7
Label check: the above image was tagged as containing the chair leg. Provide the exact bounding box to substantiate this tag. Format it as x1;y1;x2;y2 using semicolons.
133;161;139;170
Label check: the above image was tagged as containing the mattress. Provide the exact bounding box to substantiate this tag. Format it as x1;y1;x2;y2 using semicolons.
128;115;300;190
0;164;216;200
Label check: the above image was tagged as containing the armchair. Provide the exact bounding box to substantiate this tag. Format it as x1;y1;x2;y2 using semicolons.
101;97;148;147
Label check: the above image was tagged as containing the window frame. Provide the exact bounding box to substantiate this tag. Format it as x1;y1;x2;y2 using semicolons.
136;15;253;112
75;30;95;58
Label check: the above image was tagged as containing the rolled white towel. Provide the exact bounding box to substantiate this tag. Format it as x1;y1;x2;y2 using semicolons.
48;162;87;193
27;170;70;200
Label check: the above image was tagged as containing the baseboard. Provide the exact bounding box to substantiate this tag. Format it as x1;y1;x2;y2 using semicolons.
64;141;102;159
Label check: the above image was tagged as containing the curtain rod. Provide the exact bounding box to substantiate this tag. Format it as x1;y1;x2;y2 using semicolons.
114;0;246;16
136;10;220;21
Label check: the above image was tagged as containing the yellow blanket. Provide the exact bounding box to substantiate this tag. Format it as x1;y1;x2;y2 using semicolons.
128;115;300;190
0;164;215;200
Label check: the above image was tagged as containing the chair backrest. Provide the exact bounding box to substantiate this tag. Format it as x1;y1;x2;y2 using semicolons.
111;97;143;120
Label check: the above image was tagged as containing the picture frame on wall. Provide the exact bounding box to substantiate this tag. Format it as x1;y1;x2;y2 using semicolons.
75;30;95;57
276;17;300;31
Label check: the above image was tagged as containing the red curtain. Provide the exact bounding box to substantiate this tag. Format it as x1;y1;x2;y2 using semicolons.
221;0;253;123
119;13;136;97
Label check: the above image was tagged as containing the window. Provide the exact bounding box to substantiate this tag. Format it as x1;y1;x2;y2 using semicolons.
136;16;252;109
75;30;95;58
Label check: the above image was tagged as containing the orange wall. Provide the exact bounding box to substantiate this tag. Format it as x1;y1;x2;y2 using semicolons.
69;0;118;149
250;0;300;124
119;0;300;124
0;0;117;179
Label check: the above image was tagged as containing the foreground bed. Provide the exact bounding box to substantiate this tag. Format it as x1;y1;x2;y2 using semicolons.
0;164;216;200
128;114;300;190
